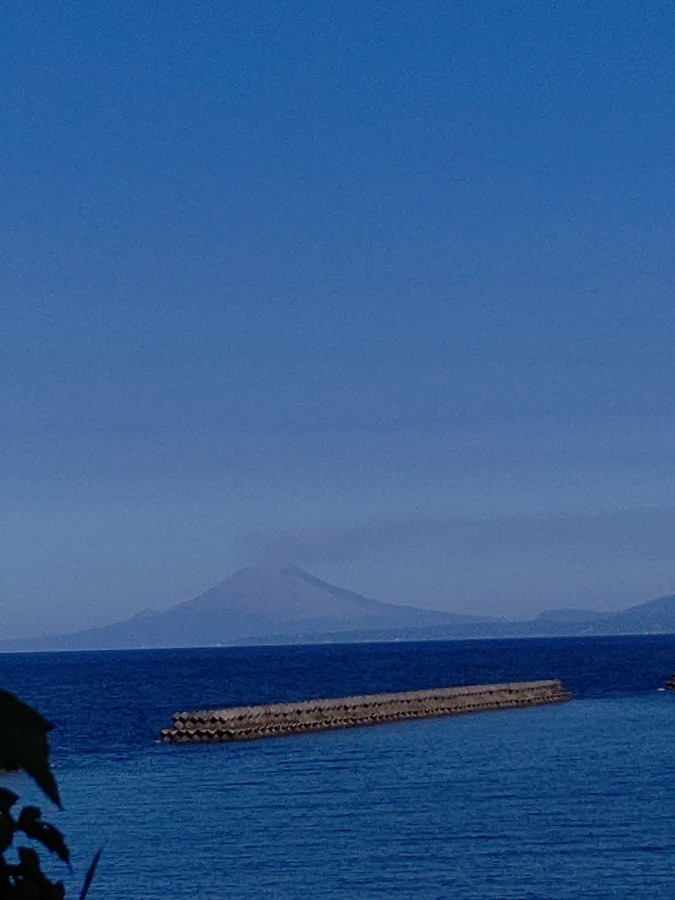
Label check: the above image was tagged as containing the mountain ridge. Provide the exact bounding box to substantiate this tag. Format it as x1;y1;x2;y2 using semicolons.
1;566;674;651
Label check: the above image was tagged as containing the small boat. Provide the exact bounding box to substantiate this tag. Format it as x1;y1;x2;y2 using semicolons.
666;673;675;690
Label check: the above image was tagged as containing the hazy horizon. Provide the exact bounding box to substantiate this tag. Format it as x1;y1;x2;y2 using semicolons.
2;2;674;639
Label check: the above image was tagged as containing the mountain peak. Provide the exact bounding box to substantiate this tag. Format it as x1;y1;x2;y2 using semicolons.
176;564;381;621
228;564;310;580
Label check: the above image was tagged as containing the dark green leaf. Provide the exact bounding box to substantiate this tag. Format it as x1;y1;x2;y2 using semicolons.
17;844;41;871
0;689;61;807
79;847;102;899
18;807;70;865
0;812;15;853
0;787;19;813
17;805;41;826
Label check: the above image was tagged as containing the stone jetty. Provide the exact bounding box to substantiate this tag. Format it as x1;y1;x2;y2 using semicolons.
161;679;571;743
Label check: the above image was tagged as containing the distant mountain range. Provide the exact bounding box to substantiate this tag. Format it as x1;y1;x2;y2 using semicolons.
2;565;675;652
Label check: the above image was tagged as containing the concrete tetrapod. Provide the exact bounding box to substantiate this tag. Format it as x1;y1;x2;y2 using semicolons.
161;680;572;744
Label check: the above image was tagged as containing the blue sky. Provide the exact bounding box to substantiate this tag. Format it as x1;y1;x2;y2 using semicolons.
2;1;674;637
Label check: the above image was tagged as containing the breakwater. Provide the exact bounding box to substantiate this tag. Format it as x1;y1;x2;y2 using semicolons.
161;679;571;743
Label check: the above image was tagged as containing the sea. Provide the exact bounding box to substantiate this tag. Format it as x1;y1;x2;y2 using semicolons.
1;635;674;899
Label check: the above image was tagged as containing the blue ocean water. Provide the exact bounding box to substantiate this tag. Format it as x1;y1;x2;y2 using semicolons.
1;636;674;898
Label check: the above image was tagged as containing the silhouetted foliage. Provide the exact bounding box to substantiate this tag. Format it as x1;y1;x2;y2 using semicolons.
0;689;99;898
0;689;60;808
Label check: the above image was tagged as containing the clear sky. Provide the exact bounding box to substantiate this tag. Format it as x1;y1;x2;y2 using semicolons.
2;1;674;637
